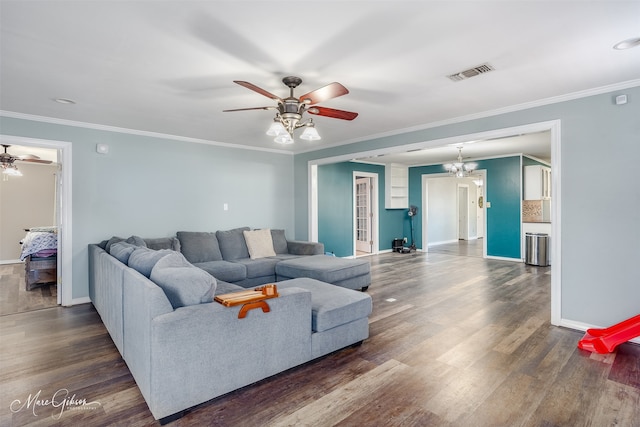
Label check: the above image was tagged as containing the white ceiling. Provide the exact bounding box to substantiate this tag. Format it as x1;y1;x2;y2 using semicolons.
1;1;639;165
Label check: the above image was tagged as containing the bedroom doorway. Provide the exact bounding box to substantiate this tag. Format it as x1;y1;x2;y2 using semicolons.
0;135;72;315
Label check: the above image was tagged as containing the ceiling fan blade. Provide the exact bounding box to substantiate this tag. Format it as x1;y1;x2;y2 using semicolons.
299;82;349;105
234;81;281;101
223;106;276;112
19;158;52;164
307;106;358;121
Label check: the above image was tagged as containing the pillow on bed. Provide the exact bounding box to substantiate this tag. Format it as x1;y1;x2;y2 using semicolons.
243;229;276;259
150;252;216;309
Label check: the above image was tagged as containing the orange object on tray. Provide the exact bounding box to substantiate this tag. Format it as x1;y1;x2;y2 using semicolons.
214;284;279;318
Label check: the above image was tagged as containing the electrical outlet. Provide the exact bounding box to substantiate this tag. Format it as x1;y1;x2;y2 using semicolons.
403;237;407;243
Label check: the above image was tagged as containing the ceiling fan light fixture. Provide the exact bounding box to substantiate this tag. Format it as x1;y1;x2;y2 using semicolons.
2;164;22;176
274;133;293;145
266;120;287;136
300;123;321;141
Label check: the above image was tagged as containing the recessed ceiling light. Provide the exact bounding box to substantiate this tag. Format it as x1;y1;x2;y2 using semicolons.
54;98;76;104
613;37;640;50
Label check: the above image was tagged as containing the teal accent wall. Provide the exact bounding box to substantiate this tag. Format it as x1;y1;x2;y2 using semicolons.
295;85;640;328
0;117;295;300
318;162;404;256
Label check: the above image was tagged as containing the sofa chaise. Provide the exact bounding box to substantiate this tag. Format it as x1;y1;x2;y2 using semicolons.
88;232;372;423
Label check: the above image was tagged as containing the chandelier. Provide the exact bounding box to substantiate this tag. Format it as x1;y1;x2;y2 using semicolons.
444;146;477;177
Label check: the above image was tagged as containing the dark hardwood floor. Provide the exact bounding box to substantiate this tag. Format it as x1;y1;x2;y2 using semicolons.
1;245;639;426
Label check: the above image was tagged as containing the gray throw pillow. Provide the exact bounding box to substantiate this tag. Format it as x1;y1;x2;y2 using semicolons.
216;227;250;260
109;242;138;264
128;247;174;278
126;235;147;247
105;236;125;253
150;252;217;309
270;229;288;254
144;237;181;252
177;231;223;263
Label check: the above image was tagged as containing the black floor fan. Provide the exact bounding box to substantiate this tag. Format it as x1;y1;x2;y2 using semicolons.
404;205;418;252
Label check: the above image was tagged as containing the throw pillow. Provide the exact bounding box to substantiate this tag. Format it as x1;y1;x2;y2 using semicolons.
177;231;223;263
243;229;276;259
126;235;147;247
128;247;174;278
109;242;138;264
216;227;250;260
150;252;217;309
144;237;181;252
270;229;288;254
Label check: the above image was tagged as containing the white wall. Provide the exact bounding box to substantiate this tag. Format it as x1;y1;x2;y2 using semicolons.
0;162;58;260
425;176;480;246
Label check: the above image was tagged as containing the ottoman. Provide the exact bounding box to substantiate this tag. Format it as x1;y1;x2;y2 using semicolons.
275;254;371;291
277;278;372;358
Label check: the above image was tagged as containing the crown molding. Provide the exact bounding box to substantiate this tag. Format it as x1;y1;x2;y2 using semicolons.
295;79;640;155
0;110;293;156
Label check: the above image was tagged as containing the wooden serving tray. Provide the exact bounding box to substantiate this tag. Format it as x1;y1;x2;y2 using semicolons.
214;284;279;307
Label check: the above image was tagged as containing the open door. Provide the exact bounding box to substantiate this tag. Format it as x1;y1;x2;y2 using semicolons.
353;172;378;257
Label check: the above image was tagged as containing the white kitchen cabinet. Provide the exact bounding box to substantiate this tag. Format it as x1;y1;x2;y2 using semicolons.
524;165;551;200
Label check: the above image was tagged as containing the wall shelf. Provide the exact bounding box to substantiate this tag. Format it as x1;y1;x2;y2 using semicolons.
385;163;408;209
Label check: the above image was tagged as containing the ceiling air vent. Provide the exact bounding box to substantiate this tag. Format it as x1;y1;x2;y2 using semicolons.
448;63;495;82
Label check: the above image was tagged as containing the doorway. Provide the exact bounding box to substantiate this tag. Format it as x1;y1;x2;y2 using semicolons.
0;135;72;313
353;172;378;257
457;184;469;240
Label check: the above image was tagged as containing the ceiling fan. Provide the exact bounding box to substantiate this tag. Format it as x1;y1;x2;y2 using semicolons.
1;144;53;177
223;76;358;144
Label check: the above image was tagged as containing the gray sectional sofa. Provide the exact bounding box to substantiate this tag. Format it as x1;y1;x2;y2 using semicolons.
88;230;372;423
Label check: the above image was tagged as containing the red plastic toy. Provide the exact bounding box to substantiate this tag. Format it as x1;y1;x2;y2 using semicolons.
577;313;640;354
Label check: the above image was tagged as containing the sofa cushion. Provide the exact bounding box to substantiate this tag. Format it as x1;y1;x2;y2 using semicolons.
177;231;223;263
232;257;281;279
243;229;276;259
270;229;289;254
128;247;174;278
150;252;217;309
277;278;372;332
109;242;138;264
193;260;246;283
275;255;370;283
216;227;250;261
144;237;181;252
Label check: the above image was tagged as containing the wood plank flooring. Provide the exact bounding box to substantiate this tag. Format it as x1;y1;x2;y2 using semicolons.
1;244;639;426
0;263;57;317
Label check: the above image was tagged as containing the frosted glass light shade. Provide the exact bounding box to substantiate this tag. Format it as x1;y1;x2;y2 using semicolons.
274;133;293;144
266;122;287;136
300;126;321;141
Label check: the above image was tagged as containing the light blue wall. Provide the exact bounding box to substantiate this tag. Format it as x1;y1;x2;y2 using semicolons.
0;117;295;299
317;162;404;256
295;85;640;327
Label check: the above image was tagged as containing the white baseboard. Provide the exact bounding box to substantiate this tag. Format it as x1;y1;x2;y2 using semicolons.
559;318;640;345
67;296;91;307
485;255;522;263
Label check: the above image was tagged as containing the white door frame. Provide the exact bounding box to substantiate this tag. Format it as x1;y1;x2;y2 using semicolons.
457;183;470;240
353;171;379;257
0;135;72;306
308;119;561;326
